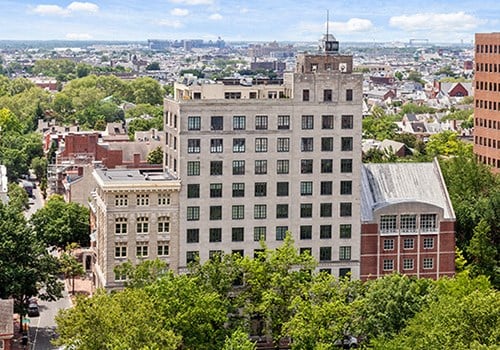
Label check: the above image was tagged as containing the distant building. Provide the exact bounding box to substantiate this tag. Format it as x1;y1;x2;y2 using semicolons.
360;160;456;280
0;299;14;350
474;33;500;172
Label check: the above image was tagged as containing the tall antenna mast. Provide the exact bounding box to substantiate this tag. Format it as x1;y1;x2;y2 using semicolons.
326;10;329;37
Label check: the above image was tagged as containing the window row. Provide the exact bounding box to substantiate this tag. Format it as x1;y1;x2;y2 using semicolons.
476;80;500;92
187;180;352;199
476;44;500;54
114;193;171;207
475;98;500;113
302;88;354;103
475;117;499;130
477;154;500;169
383;257;434;271
475;135;499;149
379;214;438;234
115;242;170;258
475;62;500;72
114;217;170;235
382;237;434;250
186;246;352;263
186;202;352;221
187;136;354;154
186;114;354;131
186;224;352;243
186;159;353;176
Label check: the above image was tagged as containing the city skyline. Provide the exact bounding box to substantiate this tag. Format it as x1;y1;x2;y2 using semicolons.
1;0;499;43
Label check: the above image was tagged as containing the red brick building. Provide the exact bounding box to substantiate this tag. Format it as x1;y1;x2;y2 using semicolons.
360;160;456;280
474;33;500;172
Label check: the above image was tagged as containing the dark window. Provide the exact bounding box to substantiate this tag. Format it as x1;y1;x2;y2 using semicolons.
210;205;222;220
321;181;332;195
187;184;200;198
254;182;267;197
254;226;266;241
323;89;332;102
340;159;353;173
302;89;309;101
255;160;267;174
255;138;268;152
321;159;333;173
187;139;200;153
300;203;313;218
276;226;288;240
340;181;352;195
187;229;199;243
302;115;314;129
276;204;289;218
277;138;290;152
341;137;353;151
209;228;222;242
233;116;246;130
232;183;245;197
187;161;200;176
301;137;314;152
210;183;223;198
346;89;353;101
188;116;201;130
320;203;332;217
339;224;352;238
211;116;223;130
341;115;353;129
186;251;199;264
300;181;313;196
187;206;200;221
255;115;268;130
339;246;351;260
320;247;332;261
277;182;289;196
320;225;332;239
300;225;312;240
232;160;245;175
340;203;352;217
254;204;267;219
301;159;313;174
300;247;312;255
321;137;334;151
211;161;223;175
232;227;244;242
322;115;334;129
277;160;289;174
278;115;290;129
210;139;223;153
233;138;245;153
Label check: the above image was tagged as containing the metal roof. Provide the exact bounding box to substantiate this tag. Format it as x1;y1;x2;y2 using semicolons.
361;159;455;221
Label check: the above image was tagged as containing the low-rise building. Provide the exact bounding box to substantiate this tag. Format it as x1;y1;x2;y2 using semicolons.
360;160;456;280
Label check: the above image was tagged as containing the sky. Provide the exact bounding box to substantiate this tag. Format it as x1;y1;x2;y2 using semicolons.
1;0;499;43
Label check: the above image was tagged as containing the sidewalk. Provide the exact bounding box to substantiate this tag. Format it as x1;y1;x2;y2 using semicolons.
65;273;93;304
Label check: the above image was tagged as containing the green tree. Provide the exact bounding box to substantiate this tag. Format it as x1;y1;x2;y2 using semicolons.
467;219;499;286
59;246;85;295
425;130;467;157
129;77;164;105
31;195;90;248
0;202;63;315
377;273;499;349
223;329;257;350
7;182;29;211
146;61;161;70
147;146;163;164
239;234;317;343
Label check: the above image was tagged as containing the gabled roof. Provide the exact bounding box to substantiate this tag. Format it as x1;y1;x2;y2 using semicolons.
361;159;455;221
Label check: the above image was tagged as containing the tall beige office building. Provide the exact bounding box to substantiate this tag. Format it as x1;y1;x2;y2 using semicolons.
164;34;363;277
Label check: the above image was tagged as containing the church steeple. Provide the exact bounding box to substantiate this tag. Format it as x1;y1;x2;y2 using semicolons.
320;10;339;54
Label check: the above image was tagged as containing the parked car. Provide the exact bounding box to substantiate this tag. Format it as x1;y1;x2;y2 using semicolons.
27;303;40;317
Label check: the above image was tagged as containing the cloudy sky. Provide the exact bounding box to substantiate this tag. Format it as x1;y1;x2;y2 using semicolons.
1;0;499;43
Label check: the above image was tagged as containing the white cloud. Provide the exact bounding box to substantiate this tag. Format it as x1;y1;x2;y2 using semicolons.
65;32;93;40
299;18;374;35
157;19;183;28
239;7;249;14
33;5;68;16
390;11;480;31
67;2;99;13
171;8;189;16
170;0;213;5
32;2;99;16
209;13;222;20
332;18;374;33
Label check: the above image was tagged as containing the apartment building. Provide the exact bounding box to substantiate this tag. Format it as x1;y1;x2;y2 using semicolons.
90;169;180;290
360;160;456;280
474;33;500;172
164;34;364;277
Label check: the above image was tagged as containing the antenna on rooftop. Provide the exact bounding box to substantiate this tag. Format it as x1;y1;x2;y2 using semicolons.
322;9;339;54
326;10;329;38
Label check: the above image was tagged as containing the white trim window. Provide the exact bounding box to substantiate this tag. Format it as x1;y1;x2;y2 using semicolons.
423;258;434;269
420;214;437;232
380;215;397;234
